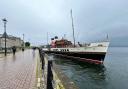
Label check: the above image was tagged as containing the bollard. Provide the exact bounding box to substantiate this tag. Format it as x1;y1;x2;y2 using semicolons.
47;60;53;89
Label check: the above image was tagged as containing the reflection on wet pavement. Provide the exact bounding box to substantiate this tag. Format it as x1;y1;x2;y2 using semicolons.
0;49;37;89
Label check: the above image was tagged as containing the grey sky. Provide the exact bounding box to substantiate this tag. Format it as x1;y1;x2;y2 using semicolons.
0;0;128;46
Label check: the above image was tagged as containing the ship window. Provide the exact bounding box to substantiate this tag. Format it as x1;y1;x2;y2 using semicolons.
98;44;103;47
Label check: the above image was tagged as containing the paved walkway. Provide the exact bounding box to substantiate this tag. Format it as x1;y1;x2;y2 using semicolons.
0;49;38;89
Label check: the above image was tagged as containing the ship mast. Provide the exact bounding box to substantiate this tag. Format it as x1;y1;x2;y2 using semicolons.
47;32;48;45
70;9;75;47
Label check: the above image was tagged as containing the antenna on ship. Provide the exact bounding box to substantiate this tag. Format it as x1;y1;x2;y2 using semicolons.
64;34;66;39
47;32;48;45
106;34;109;41
70;9;76;47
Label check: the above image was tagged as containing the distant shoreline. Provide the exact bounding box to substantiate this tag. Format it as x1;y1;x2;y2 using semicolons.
109;46;128;47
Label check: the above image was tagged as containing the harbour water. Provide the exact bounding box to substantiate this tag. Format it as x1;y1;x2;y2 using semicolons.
49;47;128;89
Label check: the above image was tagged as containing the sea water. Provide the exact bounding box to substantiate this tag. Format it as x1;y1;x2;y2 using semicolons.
52;47;128;89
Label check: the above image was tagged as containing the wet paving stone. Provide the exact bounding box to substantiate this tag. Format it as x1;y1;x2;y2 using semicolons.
0;49;37;89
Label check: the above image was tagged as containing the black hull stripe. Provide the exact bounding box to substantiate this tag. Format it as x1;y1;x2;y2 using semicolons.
44;51;106;65
46;51;106;61
53;53;103;65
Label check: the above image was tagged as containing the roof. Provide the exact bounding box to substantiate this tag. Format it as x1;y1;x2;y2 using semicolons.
2;32;9;38
0;33;21;40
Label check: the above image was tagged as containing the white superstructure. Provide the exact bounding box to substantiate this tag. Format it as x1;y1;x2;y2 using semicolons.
50;42;109;53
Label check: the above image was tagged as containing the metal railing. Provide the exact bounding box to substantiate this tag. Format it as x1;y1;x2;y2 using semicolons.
39;48;79;89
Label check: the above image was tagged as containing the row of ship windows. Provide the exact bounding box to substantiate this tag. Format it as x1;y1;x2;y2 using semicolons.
60;49;69;52
53;49;70;52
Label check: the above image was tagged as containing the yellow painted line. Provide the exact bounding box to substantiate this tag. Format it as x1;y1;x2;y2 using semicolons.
38;78;41;82
37;83;41;87
36;50;45;89
35;50;42;88
52;69;65;89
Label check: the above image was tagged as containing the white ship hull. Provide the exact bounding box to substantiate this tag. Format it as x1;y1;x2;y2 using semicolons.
42;42;109;64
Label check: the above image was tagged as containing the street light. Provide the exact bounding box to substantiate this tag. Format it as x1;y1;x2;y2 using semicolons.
2;18;7;56
22;34;25;51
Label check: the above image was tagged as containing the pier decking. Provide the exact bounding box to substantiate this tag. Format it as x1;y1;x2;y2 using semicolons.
0;49;37;89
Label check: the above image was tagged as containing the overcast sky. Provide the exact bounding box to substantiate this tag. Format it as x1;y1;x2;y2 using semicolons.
0;0;128;46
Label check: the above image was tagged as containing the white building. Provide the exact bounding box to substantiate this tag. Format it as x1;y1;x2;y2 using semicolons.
0;32;23;48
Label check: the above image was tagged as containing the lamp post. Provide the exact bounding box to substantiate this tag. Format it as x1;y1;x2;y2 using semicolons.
2;18;7;56
22;34;25;51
